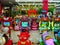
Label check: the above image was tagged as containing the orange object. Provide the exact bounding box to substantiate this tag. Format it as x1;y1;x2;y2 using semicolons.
41;16;49;21
28;10;36;17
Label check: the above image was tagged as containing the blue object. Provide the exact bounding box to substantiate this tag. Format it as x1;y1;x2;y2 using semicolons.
41;10;46;13
22;22;28;27
15;18;20;24
39;38;42;42
53;38;57;42
4;22;10;27
42;22;47;24
57;31;60;38
38;15;41;19
54;30;59;32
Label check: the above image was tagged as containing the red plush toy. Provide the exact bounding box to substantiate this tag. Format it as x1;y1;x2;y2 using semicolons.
4;39;12;45
2;17;12;33
17;29;31;45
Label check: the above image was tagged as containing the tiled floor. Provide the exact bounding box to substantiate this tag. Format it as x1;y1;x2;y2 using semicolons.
11;30;20;43
11;30;55;45
11;30;41;43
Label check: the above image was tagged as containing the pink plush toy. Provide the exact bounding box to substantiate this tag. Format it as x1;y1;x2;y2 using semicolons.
45;36;55;45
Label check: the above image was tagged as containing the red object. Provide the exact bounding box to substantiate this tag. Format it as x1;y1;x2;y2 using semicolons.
31;21;38;30
31;18;38;30
4;39;12;45
42;0;48;14
41;16;49;21
0;4;2;15
2;17;12;33
17;31;31;45
0;18;2;21
17;40;31;45
18;31;30;41
28;10;36;17
53;17;60;21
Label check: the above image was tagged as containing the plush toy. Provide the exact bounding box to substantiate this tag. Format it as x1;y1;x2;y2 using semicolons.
45;36;55;45
17;29;31;45
2;16;12;33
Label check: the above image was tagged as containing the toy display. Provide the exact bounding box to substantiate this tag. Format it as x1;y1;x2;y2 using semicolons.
31;17;38;30
14;18;20;31
19;16;31;32
39;16;50;32
17;29;32;45
2;17;12;32
52;17;60;44
52;17;60;35
41;30;55;45
1;0;60;45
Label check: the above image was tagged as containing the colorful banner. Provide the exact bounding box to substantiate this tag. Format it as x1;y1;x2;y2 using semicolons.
42;0;48;14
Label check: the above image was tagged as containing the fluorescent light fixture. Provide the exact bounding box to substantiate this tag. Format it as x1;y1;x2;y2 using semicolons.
15;0;42;2
15;0;60;2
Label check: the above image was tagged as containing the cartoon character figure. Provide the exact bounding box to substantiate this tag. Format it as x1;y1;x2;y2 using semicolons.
14;15;20;31
52;17;60;35
31;17;38;30
39;16;50;32
45;36;55;45
1;12;13;37
19;16;31;32
17;29;31;45
2;16;12;34
41;29;55;45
